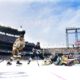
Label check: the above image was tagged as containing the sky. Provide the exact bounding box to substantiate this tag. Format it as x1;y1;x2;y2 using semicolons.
0;0;80;48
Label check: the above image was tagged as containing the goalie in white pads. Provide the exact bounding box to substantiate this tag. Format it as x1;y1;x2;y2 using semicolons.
7;31;25;65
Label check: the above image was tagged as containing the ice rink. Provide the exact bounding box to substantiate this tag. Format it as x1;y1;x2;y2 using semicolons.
0;60;80;80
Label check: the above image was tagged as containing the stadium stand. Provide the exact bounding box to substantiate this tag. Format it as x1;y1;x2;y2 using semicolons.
0;26;45;60
47;48;80;55
0;26;35;56
0;25;21;35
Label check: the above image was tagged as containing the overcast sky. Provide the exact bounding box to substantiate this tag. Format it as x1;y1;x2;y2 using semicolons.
0;0;80;48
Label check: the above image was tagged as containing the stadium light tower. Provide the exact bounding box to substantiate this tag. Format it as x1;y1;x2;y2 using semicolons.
66;27;80;48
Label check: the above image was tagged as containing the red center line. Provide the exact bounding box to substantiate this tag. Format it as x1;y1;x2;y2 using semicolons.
49;71;67;80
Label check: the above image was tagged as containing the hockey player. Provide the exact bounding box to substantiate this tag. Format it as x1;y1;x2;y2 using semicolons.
60;54;68;66
7;31;25;65
27;42;41;65
34;42;41;66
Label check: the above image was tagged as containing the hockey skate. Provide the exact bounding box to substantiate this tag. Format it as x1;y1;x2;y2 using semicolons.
7;62;12;65
16;61;22;65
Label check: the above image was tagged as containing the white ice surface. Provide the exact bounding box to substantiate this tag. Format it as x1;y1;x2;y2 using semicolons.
0;60;80;80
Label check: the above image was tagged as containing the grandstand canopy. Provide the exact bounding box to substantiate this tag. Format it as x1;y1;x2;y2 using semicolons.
0;25;23;35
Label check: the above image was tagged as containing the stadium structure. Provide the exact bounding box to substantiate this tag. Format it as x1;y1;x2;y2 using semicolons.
66;27;80;48
46;27;80;55
0;26;46;60
0;26;80;80
0;26;80;65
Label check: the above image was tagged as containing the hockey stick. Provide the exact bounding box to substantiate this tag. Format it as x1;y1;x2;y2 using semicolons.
0;59;4;63
36;50;40;66
27;57;32;64
36;55;39;66
0;56;5;63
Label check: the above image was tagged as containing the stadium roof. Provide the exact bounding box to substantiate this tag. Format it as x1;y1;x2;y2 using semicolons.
0;25;24;35
66;27;80;30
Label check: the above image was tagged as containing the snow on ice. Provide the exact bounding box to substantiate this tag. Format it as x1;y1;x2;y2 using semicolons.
0;60;80;80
